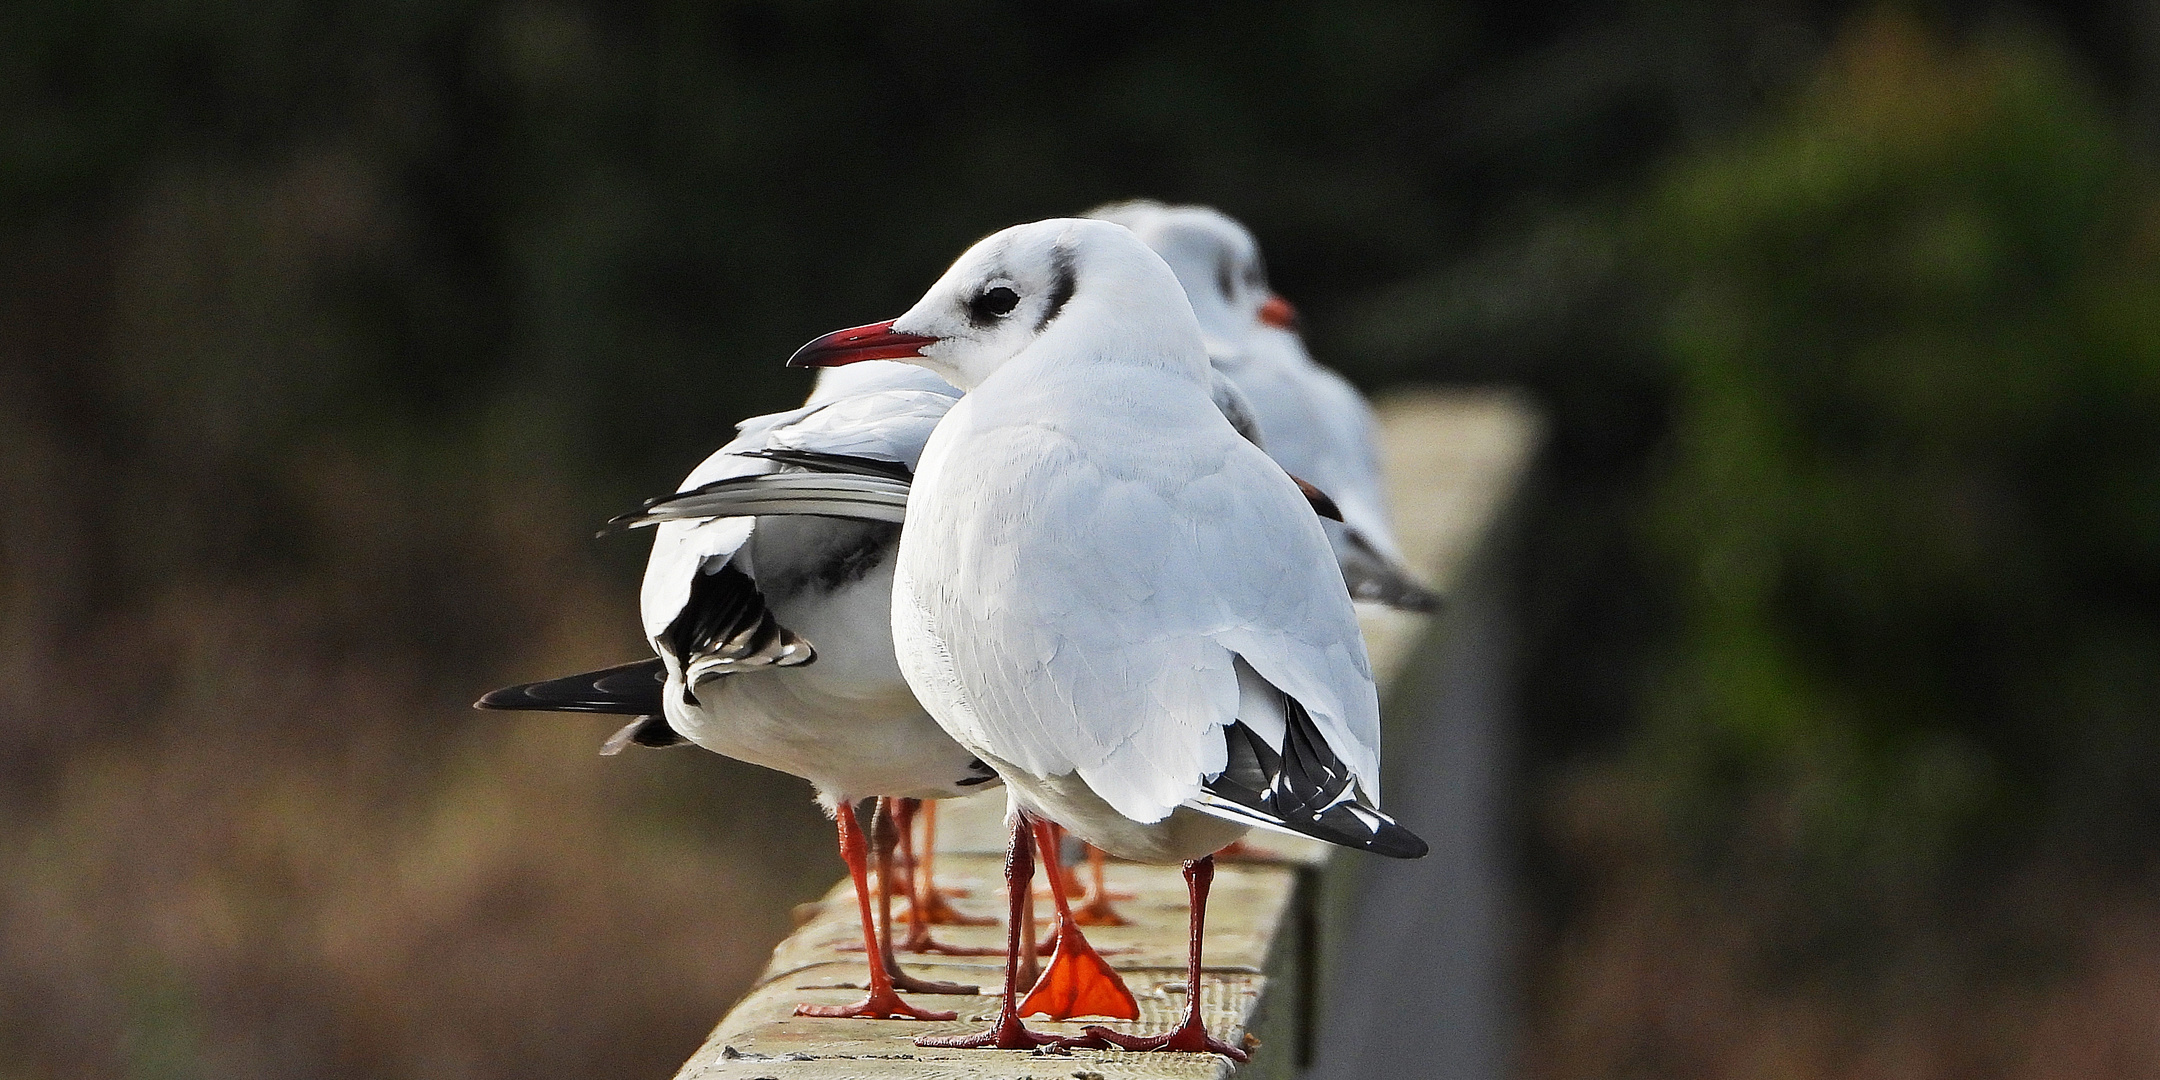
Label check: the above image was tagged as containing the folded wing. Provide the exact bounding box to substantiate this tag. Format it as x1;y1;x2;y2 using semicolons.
900;393;1387;832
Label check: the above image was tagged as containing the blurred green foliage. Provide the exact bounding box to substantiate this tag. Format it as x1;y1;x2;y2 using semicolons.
1;0;1492;496
1643;17;2160;912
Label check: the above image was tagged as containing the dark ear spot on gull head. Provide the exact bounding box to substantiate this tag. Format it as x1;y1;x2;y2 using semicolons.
1033;241;1077;333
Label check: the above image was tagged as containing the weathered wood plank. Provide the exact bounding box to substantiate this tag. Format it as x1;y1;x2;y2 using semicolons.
671;389;1540;1079
678;850;1306;1080
1308;388;1541;1080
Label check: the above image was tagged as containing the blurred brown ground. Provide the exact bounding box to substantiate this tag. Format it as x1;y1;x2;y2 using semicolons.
0;180;839;1076
1523;764;2160;1080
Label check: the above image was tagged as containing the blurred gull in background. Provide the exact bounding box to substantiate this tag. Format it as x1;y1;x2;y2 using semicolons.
1090;200;1442;613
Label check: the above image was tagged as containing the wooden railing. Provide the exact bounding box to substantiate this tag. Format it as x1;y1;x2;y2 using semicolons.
672;389;1540;1080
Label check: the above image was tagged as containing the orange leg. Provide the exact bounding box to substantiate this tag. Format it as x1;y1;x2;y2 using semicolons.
1079;856;1248;1060
889;797;922;900
901;802;995;950
1017;871;1040;992
913;812;1064;1050
872;799;977;995
1032;822;1087;901
1020;820;1139;1021
1070;845;1134;926
914;801;970;896
896;800;1000;957
793;801;956;1021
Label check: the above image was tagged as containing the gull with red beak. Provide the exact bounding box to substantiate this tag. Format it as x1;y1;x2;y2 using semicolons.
1089;201;1440;613
792;218;1426;1058
479;359;1143;1024
482;315;1289;1028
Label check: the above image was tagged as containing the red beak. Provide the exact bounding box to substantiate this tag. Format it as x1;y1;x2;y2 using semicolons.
1257;293;1299;331
785;319;938;368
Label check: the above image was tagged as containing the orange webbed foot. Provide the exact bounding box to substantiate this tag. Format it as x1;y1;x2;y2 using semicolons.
1019;920;1139;1021
1070;844;1133;924
905;886;996;927
1069;892;1133;926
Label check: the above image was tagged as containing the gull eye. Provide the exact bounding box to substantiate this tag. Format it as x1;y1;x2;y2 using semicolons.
969;286;1020;323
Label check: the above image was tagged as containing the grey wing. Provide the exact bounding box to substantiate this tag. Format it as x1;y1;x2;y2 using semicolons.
1208;366;1265;448
634;385;952;639
906;406;1382;827
607;473;909;531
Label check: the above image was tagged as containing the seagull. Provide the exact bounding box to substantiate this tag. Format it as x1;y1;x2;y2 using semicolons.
478;359;1142;1024
1088;201;1441;612
789;218;1427;1057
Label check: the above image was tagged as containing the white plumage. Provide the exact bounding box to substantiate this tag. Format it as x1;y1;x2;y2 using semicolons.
634;362;995;804
787;215;1423;1058
899;368;1378;835
792;217;1419;865
1088;201;1438;611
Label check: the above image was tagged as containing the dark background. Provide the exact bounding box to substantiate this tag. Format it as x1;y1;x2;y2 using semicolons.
6;2;2160;1077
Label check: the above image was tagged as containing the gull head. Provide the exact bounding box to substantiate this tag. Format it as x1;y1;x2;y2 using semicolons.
1086;201;1298;343
787;218;1206;390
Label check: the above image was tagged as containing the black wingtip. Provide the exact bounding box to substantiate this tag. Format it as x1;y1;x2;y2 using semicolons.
1384;829;1430;859
1201;688;1430;859
1289;474;1345;523
597;494;672;537
597;456;913;538
1258;789;1429;858
739;448;914;482
473;658;668;716
1381;581;1445;614
1340;531;1445;613
1317;802;1428;859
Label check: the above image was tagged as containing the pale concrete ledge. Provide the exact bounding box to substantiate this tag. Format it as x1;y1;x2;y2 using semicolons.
673;389;1541;1080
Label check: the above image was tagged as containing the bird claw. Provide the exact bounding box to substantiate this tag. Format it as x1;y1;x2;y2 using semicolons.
906;888;995;927
1079;1021;1250;1062
1068;893;1133;927
913;1012;1064;1050
901;932;1005;956
888;970;979;996
794;991;957;1022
